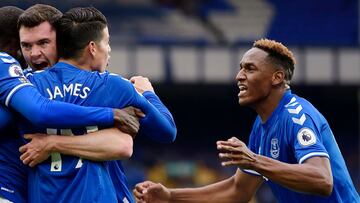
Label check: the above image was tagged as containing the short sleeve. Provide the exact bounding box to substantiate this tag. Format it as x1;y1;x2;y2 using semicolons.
288;113;329;164
0;53;32;106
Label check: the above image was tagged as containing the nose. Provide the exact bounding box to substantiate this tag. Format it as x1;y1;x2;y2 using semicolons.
236;68;246;81
30;46;41;58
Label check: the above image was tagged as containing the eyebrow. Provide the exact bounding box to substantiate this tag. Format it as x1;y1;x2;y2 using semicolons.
20;38;50;44
240;62;255;68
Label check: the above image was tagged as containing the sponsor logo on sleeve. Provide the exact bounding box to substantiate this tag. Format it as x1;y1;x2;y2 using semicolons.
297;127;316;147
8;64;24;77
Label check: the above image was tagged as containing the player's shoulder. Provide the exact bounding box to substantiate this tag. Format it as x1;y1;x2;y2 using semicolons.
94;71;136;96
0;52;17;65
281;93;323;126
25;69;47;83
104;72;133;86
105;72;128;81
0;52;23;76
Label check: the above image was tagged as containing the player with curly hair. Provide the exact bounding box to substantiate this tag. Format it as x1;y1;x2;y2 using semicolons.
133;39;359;203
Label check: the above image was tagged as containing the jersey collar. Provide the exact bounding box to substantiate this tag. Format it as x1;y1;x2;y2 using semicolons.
261;90;293;128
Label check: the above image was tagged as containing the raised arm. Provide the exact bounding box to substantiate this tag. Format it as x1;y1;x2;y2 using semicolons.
130;76;176;143
134;169;262;203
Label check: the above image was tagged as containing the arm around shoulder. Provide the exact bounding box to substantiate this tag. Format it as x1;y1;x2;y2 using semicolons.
9;85;113;128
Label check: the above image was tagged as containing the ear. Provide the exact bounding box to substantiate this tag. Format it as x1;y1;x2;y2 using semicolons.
272;70;285;86
88;41;97;58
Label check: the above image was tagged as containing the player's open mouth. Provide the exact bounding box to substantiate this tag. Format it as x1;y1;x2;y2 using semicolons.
238;85;247;97
33;62;49;70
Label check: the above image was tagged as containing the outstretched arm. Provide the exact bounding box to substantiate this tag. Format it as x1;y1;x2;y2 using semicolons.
9;85;113;128
9;85;143;135
0;56;120;129
134;169;262;203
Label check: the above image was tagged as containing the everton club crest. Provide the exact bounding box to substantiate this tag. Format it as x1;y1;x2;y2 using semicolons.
270;138;279;158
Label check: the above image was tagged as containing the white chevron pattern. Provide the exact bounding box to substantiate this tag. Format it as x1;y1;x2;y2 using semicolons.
285;97;296;107
292;114;306;125
1;57;15;63
287;102;299;107
287;105;303;114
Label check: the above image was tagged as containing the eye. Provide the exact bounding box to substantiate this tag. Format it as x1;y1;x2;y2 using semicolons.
38;40;49;47
21;43;31;50
246;65;256;72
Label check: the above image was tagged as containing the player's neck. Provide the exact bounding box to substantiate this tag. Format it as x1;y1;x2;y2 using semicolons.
58;58;92;71
254;88;287;123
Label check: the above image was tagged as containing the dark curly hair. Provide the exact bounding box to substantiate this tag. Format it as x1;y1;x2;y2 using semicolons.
253;39;296;85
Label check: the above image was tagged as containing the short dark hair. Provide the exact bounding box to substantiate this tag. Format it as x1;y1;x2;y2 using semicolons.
253;39;296;84
17;4;62;29
0;6;24;58
56;7;107;59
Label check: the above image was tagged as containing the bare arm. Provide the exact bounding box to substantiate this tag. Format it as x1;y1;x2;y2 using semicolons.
134;169;262;203
251;155;332;196
218;137;333;196
169;169;262;203
20;128;133;167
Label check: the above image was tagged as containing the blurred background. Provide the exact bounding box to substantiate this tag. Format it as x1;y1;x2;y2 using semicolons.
2;0;360;202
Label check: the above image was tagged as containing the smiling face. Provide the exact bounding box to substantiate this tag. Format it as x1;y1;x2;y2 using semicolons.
19;21;58;70
236;47;277;107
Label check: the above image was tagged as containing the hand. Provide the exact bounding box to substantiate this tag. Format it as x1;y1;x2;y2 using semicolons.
19;134;52;167
113;107;145;137
133;181;171;203
217;137;256;169
130;76;155;94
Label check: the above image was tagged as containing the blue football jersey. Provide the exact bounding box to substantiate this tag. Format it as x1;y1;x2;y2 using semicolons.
0;52;32;107
244;90;359;202
0;52;31;203
106;91;175;203
0;53;124;203
25;62;175;203
0;106;27;203
106;161;134;203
